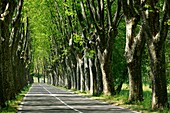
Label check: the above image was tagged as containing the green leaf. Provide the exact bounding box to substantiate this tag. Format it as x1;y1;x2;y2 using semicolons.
167;19;170;25
144;4;151;9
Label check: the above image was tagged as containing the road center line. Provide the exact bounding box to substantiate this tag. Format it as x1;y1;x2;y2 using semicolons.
40;84;83;113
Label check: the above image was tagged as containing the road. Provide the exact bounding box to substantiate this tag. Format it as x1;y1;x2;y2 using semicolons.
18;83;139;113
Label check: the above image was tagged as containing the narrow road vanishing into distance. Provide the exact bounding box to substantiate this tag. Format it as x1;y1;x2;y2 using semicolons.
18;84;139;113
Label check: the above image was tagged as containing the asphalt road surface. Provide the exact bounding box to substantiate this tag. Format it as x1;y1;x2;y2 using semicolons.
18;83;139;113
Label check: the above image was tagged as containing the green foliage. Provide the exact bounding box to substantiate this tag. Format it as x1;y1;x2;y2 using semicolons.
112;19;127;86
141;46;151;85
73;33;83;46
167;19;170;25
86;50;95;58
144;4;151;9
24;0;53;72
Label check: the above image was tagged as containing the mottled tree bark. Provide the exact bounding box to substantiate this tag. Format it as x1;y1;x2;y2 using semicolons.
84;47;90;91
142;0;170;109
77;54;85;92
95;54;103;95
89;58;94;95
65;57;71;89
76;60;80;90
0;4;4;107
70;58;77;89
11;0;24;97
0;0;18;103
121;0;145;102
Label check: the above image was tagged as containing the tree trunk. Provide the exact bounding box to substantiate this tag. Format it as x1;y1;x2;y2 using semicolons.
121;0;145;102
149;42;168;109
84;48;90;91
78;55;85;92
141;0;170;109
66;65;71;89
11;0;24;96
66;58;71;89
89;58;94;95
70;59;77;89
0;4;3;106
52;70;57;86
0;13;5;107
1;7;14;102
98;47;115;95
55;67;59;86
127;57;143;102
76;59;80;90
125;25;145;102
95;53;103;95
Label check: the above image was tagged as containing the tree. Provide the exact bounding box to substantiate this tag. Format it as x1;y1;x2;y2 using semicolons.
141;0;170;109
85;0;122;95
121;0;145;102
0;0;31;107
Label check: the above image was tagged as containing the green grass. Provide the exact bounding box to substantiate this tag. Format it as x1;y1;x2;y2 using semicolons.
69;84;170;113
0;84;32;113
104;85;169;113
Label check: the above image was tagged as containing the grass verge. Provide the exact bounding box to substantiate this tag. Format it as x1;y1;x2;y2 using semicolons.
69;85;170;113
0;84;32;113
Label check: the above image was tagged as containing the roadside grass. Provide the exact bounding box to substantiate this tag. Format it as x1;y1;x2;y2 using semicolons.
0;84;31;113
69;84;170;113
99;85;170;113
50;83;170;112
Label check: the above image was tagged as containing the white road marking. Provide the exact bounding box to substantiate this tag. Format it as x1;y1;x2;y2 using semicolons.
40;84;83;113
